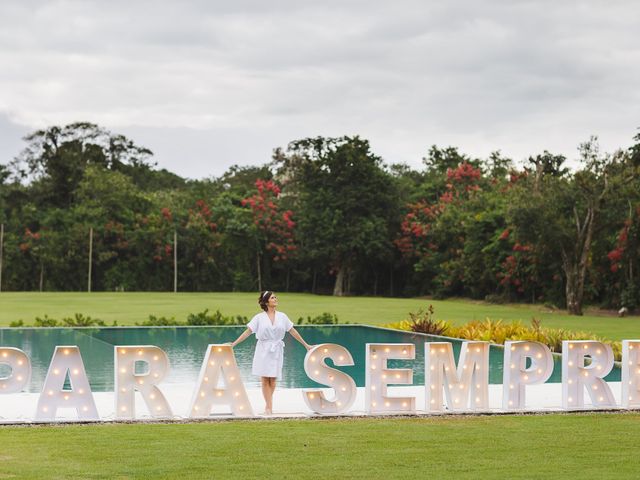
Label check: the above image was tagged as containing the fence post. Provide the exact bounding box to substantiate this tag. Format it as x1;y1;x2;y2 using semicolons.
173;230;177;293
88;227;93;292
0;223;4;293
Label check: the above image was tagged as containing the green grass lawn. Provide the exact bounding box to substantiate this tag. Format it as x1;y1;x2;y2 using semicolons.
1;296;638;479
0;413;637;479
0;292;639;340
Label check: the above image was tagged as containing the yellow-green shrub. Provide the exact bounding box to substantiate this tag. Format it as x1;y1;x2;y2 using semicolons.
383;314;622;360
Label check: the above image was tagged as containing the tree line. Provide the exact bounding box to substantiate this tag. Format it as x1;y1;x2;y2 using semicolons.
0;122;639;315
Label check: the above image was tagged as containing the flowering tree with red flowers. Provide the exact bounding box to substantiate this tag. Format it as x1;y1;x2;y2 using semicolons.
495;230;539;298
241;179;297;290
152;207;174;263
394;201;442;259
396;162;483;257
445;162;482;193
605;205;640;310
395;160;493;296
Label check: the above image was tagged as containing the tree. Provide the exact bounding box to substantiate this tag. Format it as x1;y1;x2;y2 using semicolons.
0;163;9;223
72;165;154;290
241;179;296;291
206;164;278;292
180;199;223;291
422;145;478;175
527;151;569;190
509;138;635;315
0;163;9;185
275;136;398;296
630;129;640;166
396;159;509;298
11;122;155;207
486;151;514;180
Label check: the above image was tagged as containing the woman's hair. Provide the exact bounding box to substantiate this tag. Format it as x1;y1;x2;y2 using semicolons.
258;290;274;312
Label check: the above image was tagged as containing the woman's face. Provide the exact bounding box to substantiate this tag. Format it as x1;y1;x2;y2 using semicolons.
267;293;278;308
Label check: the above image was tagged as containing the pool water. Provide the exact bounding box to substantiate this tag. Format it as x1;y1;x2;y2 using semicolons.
0;325;620;392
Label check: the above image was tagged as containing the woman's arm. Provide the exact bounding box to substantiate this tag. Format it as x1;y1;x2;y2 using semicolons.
288;327;312;350
230;328;253;348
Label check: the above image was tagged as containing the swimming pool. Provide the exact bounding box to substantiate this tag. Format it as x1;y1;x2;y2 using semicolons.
0;325;621;392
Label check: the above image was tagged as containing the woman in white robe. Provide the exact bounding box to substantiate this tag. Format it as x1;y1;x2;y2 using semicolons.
230;291;312;415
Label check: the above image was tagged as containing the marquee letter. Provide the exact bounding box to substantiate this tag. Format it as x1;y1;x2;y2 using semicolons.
502;341;553;409
562;340;615;409
425;341;489;412
365;343;415;414
35;346;99;421
114;346;172;419
621;340;640;408
188;344;253;417
0;347;31;393
303;344;357;414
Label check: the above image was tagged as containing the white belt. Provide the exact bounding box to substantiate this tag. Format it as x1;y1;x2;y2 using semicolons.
259;340;285;357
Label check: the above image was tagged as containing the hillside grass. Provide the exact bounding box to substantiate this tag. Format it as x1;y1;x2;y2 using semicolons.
0;414;637;479
0;292;638;340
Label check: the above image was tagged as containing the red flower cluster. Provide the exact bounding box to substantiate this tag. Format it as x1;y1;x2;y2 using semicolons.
104;221;128;250
153;243;173;263
24;227;41;241
19;228;42;253
255;179;281;196
282;210;295;230
394;200;447;258
496;242;535;293
509;171;528;185
241;179;297;262
607;248;623;263
161;207;172;222
445;163;483;194
512;242;532;252
446;162;481;183
607;219;632;273
188;199;217;231
439;191;454;204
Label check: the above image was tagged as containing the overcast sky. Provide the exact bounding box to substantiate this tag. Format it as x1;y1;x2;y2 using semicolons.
0;0;638;179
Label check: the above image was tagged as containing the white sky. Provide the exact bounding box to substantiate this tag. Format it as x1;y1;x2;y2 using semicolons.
1;0;639;179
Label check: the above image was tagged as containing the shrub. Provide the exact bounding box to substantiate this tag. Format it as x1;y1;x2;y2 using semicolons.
406;305;450;336
186;309;246;326
34;315;59;327
484;294;507;304
448;319;530;344
384;312;622;360
233;315;250;325
13;314;106;328
11;310;245;328
383;320;413;331
61;313;105;327
138;315;183;326
296;312;339;325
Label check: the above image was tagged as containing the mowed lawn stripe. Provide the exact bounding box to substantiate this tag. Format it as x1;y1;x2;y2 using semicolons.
0;292;639;340
0;414;637;479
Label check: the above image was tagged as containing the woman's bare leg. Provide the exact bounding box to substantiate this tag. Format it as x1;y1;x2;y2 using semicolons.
268;378;277;413
261;377;272;414
261;377;275;414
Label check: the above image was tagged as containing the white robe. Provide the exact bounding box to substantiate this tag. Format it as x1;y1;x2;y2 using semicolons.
247;311;294;379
